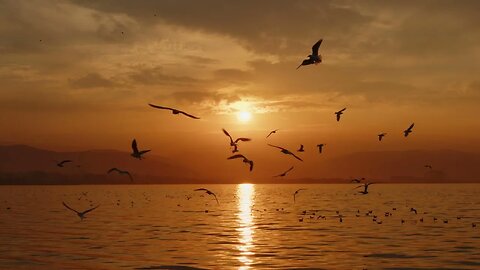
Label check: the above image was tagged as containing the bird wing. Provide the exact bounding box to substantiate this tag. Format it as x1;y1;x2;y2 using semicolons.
138;150;151;155
81;204;100;215
222;129;234;144
285;166;294;174
107;168;119;174
62;202;80;214
148;103;174;111
339;108;346;113
126;172;133;181
179;110;200;119
266;131;274;138
407;123;415;131
289;152;304;161
297;59;314;69
249;161;254;171
194;188;209;192
268;144;285;150
234;138;251;143
227;154;247;160
212;193;219;205
132;139;139;153
312;39;323;55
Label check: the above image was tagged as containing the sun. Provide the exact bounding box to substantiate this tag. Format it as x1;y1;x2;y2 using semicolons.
237;111;252;122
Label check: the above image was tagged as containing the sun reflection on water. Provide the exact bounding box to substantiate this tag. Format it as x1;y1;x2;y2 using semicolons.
236;183;255;269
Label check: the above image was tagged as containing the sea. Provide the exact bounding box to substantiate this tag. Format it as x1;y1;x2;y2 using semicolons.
0;184;479;269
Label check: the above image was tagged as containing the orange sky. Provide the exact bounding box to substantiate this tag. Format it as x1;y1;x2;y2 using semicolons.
1;0;480;181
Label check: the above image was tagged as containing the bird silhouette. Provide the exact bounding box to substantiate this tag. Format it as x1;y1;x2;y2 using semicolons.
227;154;254;172
268;144;303;161
317;144;326;154
62;202;99;220
130;139;150;160
148;104;200;119
404;123;415;137
107;168;133;181
424;165;433;169
378;133;387;141
293;189;306;202
56;160;72;167
350;177;365;183
194;188;219;205
297;39;323;69
266;129;279;138
274;166;294;177
355;182;374;195
335;108;346;122
222;129;251;152
297;144;305;152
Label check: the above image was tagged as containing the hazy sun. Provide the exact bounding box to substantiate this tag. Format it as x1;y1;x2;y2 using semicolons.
237;111;252;122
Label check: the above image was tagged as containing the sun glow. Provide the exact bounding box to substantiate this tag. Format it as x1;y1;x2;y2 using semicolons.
237;111;252;123
236;183;255;269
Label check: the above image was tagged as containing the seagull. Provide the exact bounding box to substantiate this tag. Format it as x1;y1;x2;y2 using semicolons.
222;129;251;149
293;189;306;203
274;166;294;177
317;144;326;153
350;177;365;183
107;168;133;181
355;182;374;195
410;208;418;214
268;144;303;161
131;139;150;160
335;108;346;122
62;202;99;220
227;154;254;172
194;188;219;205
404;123;415;137
424;165;432;169
296;39;323;69
297;144;305;152
56;160;72;167
148;103;200;119
378;133;387;141
266;129;279;138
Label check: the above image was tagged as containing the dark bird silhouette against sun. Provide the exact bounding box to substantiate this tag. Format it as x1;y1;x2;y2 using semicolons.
335;108;346;122
149;103;200;119
194;188;219;205
297;39;323;69
130;139;150;160
404;123;415;137
107;168;133;182
62;202;99;220
227;154;254;172
268;144;303;161
274;166;294;177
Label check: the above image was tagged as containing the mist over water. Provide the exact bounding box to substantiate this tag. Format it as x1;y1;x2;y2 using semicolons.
1;184;479;269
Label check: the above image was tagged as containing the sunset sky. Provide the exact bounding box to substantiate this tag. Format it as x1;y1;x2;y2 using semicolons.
1;0;480;181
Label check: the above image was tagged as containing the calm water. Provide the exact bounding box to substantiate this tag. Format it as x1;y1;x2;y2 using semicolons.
0;184;479;269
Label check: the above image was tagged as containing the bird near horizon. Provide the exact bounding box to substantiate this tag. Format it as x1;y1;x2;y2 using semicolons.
62;202;99;220
148;103;200;119
378;133;387;141
266;129;279;138
227;154;254;172
268;144;303;161
274;166;294;177
404;123;415;137
293;188;306;202
297;144;305;152
130;139;150;160
351;177;365;183
296;39;323;69
317;144;326;154
107;168;133;181
335;108;346;122
355;182;375;195
56;160;72;167
194;188;219;205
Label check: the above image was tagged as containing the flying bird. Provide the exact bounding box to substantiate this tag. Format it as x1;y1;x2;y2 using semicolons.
404;123;415;137
274;166;294;177
293;188;306;202
148;103;200;119
296;39;323;69
424;165;433;169
56;160;72;167
317;144;326;154
335;108;346;122
297;144;305;152
355;182;375;195
131;139;150;160
222;129;251;149
107;168;133;181
194;188;219;205
350;177;365;183
62;202;99;220
268;144;303;161
227;154;254;172
378;133;387;141
266;129;279;138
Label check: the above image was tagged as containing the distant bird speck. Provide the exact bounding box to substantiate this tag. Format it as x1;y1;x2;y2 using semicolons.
335;108;346;122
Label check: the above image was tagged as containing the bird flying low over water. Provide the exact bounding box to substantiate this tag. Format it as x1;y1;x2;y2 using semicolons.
56;160;72;167
107;168;133;181
335;108;346;122
351;177;365;183
404;123;415;137
274;166;294;177
355;182;375;195
131;139;150;160
222;129;252;148
378;133;387;141
62;202;99;220
293;188;306;202
227;154;254;172
266;129;279;138
297;39;323;69
148;103;200;119
268;144;303;161
194;188;219;205
297;144;305;152
317;144;326;154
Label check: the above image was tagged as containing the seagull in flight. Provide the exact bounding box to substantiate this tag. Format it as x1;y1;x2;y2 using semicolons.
56;160;72;167
297;144;305;152
194;188;219;205
62;202;99;220
131;139;150;160
335;108;346;122
355;182;375;195
222;128;251;149
378;133;387;141
424;165;433;169
317;144;326;154
274;166;294;177
404;123;415;137
227;154;254;172
293;188;306;202
148;103;200;119
296;39;323;69
266;129;279;138
107;168;133;181
350;177;365;183
268;144;303;161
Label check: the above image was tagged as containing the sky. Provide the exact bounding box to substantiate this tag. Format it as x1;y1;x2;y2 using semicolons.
1;0;480;181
